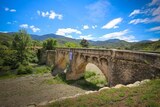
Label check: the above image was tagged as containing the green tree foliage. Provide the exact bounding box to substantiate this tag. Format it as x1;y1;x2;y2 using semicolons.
65;42;78;48
12;30;31;64
0;34;18;72
80;39;89;48
32;40;42;48
43;38;57;50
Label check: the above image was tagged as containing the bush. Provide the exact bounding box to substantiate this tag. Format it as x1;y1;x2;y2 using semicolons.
17;65;33;75
84;71;96;79
0;66;11;72
33;66;51;74
43;38;57;50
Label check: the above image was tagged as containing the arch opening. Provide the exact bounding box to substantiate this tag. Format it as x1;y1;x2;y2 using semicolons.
84;63;108;88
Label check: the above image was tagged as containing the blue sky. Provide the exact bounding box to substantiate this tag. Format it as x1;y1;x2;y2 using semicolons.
0;0;160;42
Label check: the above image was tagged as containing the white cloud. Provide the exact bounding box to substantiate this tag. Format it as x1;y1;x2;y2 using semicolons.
42;11;49;17
20;24;29;28
19;24;40;32
86;0;110;22
83;25;89;29
7;21;17;24
5;8;9;11
56;28;81;37
129;9;141;17
99;29;137;42
30;25;40;32
148;26;160;32
10;9;16;12
92;25;97;29
148;0;160;6
49;11;63;20
79;34;95;40
37;10;63;20
129;18;149;24
149;38;159;41
102;17;123;29
5;7;16;12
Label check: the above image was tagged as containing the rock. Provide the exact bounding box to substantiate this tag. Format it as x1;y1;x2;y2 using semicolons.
48;100;55;104
85;91;97;94
114;84;125;88
99;87;110;91
141;79;150;84
133;81;141;86
38;101;48;106
126;84;136;87
27;103;36;107
74;93;84;97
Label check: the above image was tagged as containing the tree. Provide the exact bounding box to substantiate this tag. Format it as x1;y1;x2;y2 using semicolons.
12;30;31;64
65;42;78;48
43;38;57;50
80;38;89;48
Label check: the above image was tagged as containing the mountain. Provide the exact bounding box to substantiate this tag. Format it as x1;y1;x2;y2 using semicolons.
30;34;132;49
90;39;132;49
0;32;159;51
129;40;160;52
139;40;152;43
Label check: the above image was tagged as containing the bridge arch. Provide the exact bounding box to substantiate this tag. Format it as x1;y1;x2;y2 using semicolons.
66;53;112;86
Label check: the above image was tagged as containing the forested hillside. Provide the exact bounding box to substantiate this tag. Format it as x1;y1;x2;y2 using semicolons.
0;32;160;52
129;40;160;52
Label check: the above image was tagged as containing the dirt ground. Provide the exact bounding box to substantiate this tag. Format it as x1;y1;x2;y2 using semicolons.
0;73;86;107
0;63;104;107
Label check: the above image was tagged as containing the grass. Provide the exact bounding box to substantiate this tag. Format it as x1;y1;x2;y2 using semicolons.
49;79;160;107
33;65;51;74
84;70;107;87
43;73;100;90
0;65;52;79
43;70;107;90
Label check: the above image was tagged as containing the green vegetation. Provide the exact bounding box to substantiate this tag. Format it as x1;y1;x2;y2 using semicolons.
49;79;160;107
84;71;107;87
43;38;57;50
44;70;107;90
129;40;160;52
84;71;96;79
0;65;52;79
0;30;52;78
33;65;51;74
12;30;31;64
43;73;100;90
16;65;33;75
65;42;79;48
80;39;89;48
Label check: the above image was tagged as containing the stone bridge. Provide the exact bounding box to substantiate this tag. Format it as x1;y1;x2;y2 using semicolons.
40;48;160;86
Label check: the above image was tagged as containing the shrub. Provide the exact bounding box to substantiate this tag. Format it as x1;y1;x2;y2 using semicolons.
84;71;96;79
17;65;33;75
0;66;11;76
0;66;11;72
33;66;51;74
43;38;57;50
